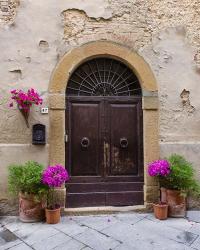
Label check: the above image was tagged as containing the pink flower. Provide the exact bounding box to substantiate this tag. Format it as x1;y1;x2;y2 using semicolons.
42;164;69;188
9;88;43;109
9;102;13;107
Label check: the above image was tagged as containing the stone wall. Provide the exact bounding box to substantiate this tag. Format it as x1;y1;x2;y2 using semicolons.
61;1;200;67
0;0;200;213
0;0;19;25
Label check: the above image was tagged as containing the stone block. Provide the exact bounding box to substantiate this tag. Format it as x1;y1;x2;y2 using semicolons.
49;94;65;110
49;110;65;165
20;226;59;246
4;242;32;250
144;185;159;203
142;96;159;110
135;218;198;246
32;232;71;250
82;41;129;62
191;236;200;250
0;227;22;250
73;215;118;231
73;228;120;250
53;238;85;250
54;220;88;237
187;211;200;223
143;109;159;164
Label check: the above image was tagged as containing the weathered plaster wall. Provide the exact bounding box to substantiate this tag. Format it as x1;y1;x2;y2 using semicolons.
0;0;200;212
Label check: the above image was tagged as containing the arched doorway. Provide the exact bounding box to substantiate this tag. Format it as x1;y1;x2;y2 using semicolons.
49;41;159;210
65;57;143;207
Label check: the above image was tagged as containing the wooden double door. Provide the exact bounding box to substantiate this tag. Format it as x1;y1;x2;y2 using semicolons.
65;96;144;207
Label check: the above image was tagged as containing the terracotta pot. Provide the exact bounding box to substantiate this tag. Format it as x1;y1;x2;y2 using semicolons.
19;192;45;223
45;207;61;224
168;203;186;218
153;203;168;220
166;189;186;217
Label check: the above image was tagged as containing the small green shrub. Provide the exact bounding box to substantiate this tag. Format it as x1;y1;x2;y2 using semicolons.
159;154;200;196
8;161;47;198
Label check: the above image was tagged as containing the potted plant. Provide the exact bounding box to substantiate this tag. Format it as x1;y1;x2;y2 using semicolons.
8;161;47;222
41;164;69;224
153;202;168;220
160;154;200;217
148;159;171;220
9;88;43;127
148;154;200;218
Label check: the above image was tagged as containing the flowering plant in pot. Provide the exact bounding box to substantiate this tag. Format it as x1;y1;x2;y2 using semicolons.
8;161;48;222
9;88;43;127
160;154;200;217
42;164;69;224
148;155;200;217
148;159;170;220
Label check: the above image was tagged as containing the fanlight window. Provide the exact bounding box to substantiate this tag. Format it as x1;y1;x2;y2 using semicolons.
66;57;141;96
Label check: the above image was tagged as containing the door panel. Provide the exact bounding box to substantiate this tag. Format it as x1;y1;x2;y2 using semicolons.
66;97;143;208
69;101;101;176
108;102;139;176
68;182;144;193
106;191;144;206
67;193;106;208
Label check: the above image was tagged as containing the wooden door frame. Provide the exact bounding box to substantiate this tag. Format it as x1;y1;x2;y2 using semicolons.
48;40;159;209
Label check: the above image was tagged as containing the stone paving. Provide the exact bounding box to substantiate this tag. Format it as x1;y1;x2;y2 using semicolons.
0;212;200;250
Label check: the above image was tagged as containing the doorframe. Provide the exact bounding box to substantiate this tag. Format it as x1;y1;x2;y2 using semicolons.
48;40;159;209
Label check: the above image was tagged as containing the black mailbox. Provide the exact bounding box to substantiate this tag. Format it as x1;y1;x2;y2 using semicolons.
32;124;46;145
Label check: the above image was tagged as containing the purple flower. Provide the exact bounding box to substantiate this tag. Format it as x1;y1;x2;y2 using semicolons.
42;164;69;188
148;159;170;177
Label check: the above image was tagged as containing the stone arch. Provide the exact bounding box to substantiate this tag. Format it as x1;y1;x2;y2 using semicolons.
49;41;159;209
49;41;157;93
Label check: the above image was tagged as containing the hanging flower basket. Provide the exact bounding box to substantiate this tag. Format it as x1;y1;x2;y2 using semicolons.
9;88;43;128
17;105;30;128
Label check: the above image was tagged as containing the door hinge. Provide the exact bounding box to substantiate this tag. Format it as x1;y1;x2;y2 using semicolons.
65;134;68;142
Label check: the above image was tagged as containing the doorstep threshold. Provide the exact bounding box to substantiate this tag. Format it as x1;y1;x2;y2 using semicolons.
63;205;147;216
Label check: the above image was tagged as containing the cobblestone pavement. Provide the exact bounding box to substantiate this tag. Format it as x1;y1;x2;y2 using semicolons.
0;213;200;250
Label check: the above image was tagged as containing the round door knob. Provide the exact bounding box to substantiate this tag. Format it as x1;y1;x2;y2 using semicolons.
81;137;90;148
120;137;128;148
